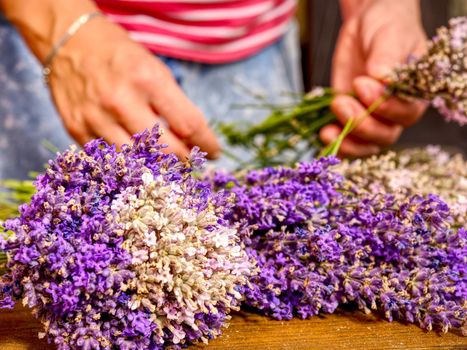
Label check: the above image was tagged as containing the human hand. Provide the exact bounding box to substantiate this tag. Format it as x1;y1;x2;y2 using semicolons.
47;17;220;160
320;0;427;157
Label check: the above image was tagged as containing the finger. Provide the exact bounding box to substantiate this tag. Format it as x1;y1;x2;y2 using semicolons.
65;120;94;147
148;68;221;159
53;95;94;146
338;137;381;157
158;126;192;161
319;124;380;157
103;93;191;159
320;124;342;145
365;26;412;79
120;108;191;160
331;21;366;93
331;95;403;146
84;112;131;148
353;76;427;127
412;40;427;58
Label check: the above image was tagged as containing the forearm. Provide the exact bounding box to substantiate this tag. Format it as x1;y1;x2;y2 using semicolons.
0;0;98;62
339;0;420;22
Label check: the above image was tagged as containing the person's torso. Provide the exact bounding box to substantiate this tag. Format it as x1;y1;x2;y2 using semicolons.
95;0;297;63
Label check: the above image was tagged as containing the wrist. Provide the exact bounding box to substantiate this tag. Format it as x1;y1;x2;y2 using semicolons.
0;0;98;62
42;11;104;82
48;16;135;84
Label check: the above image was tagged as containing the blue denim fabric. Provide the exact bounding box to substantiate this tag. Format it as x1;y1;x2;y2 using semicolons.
0;15;302;179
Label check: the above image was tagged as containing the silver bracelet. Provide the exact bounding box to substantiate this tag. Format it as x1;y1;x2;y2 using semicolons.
42;11;102;83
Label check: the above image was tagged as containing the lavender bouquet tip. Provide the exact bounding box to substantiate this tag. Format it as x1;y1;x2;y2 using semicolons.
0;126;252;350
335;146;467;228
391;16;467;126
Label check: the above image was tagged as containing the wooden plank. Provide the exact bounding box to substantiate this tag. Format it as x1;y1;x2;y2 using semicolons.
1;305;465;349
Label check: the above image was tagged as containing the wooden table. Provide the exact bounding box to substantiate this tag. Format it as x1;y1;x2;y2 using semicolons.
1;305;465;350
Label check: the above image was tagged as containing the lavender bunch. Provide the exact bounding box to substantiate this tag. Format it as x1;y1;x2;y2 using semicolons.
391;17;467;125
0;126;251;350
211;158;466;334
335;146;467;227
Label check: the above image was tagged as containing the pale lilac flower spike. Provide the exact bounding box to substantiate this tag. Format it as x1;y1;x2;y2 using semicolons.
391;17;467;126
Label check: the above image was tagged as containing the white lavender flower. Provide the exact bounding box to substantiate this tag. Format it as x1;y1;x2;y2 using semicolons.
112;170;250;344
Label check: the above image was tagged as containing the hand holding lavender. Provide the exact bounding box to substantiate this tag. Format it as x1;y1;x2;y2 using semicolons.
220;17;466;167
322;17;467;156
324;0;427;157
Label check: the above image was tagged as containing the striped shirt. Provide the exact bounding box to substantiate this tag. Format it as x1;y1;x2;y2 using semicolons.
95;0;297;63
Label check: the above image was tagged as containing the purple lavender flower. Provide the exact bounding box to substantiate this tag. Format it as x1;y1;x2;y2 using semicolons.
0;126;251;349
391;17;467;125
334;146;467;228
212;158;466;334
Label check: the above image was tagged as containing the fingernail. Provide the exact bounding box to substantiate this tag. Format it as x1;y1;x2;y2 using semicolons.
320;126;338;143
369;145;380;154
359;82;378;103
376;66;393;79
371;65;392;80
210;150;221;159
336;101;354;120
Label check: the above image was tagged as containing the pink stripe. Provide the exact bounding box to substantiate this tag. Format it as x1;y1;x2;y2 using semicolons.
105;0;294;44
96;0;297;62
162;2;276;20
100;5;279;27
128;17;290;54
107;14;250;37
143;36;279;63
117;12;292;45
105;0;295;35
118;0;237;2
96;0;274;13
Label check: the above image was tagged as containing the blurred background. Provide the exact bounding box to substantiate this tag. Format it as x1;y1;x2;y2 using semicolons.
298;0;466;154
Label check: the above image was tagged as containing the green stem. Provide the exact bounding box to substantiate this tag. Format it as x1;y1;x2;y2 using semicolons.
319;92;391;157
0;253;7;274
218;88;337;168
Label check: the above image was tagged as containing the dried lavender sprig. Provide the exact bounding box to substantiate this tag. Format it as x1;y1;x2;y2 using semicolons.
391;17;467;125
335;146;467;228
319;93;389;157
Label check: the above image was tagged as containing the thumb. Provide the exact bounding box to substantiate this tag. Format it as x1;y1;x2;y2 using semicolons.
331;21;366;93
365;28;406;80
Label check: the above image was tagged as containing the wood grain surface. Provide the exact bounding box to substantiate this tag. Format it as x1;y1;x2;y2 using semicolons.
1;305;465;350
